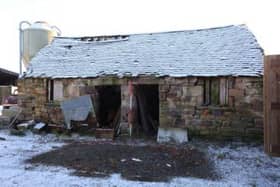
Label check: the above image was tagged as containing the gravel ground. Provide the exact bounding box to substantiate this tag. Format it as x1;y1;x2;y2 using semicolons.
0;130;280;187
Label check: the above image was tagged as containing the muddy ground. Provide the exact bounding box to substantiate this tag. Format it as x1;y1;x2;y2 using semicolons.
27;140;218;182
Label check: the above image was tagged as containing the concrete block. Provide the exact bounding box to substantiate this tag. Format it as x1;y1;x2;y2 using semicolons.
157;127;188;143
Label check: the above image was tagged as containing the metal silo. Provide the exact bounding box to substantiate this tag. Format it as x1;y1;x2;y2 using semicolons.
19;21;61;74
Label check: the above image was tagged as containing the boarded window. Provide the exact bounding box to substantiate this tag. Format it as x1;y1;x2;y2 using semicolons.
203;78;228;106
48;80;63;101
219;78;228;105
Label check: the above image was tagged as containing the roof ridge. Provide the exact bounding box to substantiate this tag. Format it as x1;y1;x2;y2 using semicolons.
55;24;247;40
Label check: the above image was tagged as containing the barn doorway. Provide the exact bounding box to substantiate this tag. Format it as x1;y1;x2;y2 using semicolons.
94;85;121;129
133;85;159;137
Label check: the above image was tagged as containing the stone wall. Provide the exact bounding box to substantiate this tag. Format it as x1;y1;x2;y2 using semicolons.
17;77;128;126
159;77;263;140
18;76;263;140
18;79;45;121
17;78;64;124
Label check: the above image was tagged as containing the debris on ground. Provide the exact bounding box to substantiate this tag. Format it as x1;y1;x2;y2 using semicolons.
17;120;36;131
166;163;171;167
0;136;5;140
9;128;25;136
47;124;65;133
33;122;47;133
17;123;30;131
94;128;114;139
9;108;22;128
2;105;20;120
0;116;10;127
131;158;142;162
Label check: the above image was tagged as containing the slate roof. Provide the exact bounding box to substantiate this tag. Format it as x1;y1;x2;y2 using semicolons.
24;25;264;78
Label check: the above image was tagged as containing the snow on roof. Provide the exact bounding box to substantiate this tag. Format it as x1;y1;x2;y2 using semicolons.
24;25;264;78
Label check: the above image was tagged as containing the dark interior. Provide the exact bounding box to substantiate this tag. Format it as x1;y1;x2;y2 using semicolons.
95;85;121;128
134;85;159;137
0;68;18;85
0;75;18;85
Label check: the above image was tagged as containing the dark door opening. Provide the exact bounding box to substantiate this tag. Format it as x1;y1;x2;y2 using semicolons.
94;85;121;129
134;84;159;137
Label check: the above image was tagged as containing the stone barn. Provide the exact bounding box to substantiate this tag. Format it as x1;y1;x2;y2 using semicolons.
18;25;264;142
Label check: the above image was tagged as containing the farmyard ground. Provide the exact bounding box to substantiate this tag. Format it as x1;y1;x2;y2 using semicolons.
0;130;279;187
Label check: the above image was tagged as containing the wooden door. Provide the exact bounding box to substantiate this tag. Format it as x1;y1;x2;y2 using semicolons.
264;55;280;156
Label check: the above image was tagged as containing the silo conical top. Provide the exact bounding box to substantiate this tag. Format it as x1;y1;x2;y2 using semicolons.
20;21;61;69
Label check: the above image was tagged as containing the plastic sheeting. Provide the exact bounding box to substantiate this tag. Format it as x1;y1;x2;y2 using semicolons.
60;95;95;129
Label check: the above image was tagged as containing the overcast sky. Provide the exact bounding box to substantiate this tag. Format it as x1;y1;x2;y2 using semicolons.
1;0;279;73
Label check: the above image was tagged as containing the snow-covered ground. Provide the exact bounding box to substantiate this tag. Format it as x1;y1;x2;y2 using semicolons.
208;143;280;187
0;130;279;187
